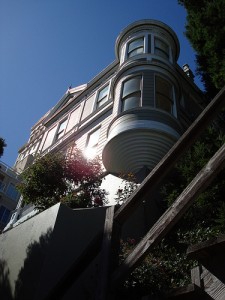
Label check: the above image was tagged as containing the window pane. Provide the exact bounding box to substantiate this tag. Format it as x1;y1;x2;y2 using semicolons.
6;183;19;200
128;38;144;58
0;174;5;191
156;94;172;113
128;38;144;52
122;77;141;98
155;76;173;113
97;97;108;108
148;34;151;53
98;85;109;101
156;77;173;99
56;131;64;140
155;38;169;59
58;120;67;132
56;119;67;140
2;209;10;224
122;94;141;111
0;206;5;220
128;47;144;58
97;85;109;108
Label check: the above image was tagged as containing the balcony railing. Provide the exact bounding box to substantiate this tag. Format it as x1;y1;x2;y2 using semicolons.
0;161;20;180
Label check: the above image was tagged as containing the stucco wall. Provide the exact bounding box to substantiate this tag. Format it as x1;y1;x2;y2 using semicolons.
0;203;107;300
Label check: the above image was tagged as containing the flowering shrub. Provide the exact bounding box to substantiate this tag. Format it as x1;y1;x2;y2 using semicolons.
115;173;138;205
18;147;107;210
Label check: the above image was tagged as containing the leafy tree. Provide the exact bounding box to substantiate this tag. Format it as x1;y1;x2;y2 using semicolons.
178;0;225;98
115;173;138;205
17;148;107;211
0;137;6;158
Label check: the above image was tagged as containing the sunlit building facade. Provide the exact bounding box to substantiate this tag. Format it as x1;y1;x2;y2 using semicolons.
13;19;204;205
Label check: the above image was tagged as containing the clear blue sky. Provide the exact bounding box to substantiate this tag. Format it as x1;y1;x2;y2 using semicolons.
0;0;202;167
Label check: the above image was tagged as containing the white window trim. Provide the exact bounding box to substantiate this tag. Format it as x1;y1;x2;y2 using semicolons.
84;126;101;159
55;118;68;141
95;82;111;110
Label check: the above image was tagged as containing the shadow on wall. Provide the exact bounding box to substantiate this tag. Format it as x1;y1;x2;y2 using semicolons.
0;259;13;300
0;229;52;300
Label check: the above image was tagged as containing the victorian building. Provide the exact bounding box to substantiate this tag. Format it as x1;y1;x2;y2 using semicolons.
13;19;204;207
1;20;208;298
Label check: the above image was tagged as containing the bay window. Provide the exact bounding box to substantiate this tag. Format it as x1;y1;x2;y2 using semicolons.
123;34;171;62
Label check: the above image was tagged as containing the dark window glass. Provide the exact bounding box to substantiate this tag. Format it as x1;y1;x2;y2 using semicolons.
127;38;144;58
0;206;5;220
122;94;141;111
121;76;141;112
0;174;5;191
155;76;173;113
155;38;169;59
96;84;109;108
0;206;10;224
6;183;19;200
123;77;141;98
148;34;151;53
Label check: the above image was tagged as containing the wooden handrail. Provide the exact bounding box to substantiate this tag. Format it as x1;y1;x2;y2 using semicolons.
111;138;225;288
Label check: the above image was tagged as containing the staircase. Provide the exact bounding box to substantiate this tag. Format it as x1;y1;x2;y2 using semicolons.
167;235;225;300
41;87;225;300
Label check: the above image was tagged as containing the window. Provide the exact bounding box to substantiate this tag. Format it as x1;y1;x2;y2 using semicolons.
96;84;109;108
121;76;142;111
154;38;169;59
0;206;10;224
155;76;174;114
0;174;5;191
85;128;101;159
56;119;67;140
6;183;20;200
127;37;144;58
